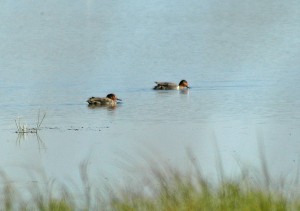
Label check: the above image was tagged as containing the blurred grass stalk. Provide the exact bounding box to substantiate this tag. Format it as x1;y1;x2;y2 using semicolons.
0;148;300;210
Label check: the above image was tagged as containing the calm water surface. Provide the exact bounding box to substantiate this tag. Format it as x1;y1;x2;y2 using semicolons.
1;0;300;188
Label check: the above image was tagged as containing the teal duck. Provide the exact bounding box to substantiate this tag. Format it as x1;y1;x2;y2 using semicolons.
87;93;121;107
153;80;189;90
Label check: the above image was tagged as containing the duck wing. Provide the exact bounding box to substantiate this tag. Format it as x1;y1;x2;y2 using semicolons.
155;82;177;86
87;97;109;105
154;82;178;90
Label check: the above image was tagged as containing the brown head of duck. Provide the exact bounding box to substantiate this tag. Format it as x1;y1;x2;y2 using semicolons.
178;80;190;89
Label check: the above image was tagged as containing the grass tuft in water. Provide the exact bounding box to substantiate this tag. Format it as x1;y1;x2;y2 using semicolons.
15;111;46;134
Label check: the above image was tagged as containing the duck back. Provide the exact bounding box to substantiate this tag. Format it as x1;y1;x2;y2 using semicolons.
153;82;178;90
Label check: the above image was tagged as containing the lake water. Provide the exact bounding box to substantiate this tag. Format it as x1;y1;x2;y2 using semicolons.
1;0;300;189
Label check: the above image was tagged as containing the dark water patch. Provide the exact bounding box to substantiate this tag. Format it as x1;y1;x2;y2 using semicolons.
43;126;110;132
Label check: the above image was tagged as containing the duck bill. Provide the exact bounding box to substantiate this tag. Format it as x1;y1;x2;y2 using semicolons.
117;98;122;101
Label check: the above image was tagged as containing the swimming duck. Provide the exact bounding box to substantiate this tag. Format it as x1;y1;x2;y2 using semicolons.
153;80;190;90
87;93;121;107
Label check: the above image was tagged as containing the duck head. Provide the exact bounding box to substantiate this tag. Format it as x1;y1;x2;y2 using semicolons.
106;93;122;101
178;80;189;89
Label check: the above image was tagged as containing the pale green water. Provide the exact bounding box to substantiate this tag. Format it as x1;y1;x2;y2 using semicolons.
0;0;300;186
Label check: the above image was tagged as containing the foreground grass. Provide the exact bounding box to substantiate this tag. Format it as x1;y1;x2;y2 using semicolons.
110;171;299;211
112;184;287;211
0;162;299;211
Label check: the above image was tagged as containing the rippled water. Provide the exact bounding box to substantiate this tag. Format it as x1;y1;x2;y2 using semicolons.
1;0;300;187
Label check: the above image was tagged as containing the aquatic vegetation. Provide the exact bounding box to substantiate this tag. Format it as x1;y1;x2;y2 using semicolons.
15;111;46;134
15;117;29;133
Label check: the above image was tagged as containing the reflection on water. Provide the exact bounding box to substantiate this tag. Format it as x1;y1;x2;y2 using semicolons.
87;104;118;110
0;0;300;187
86;101;123;110
16;133;46;153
